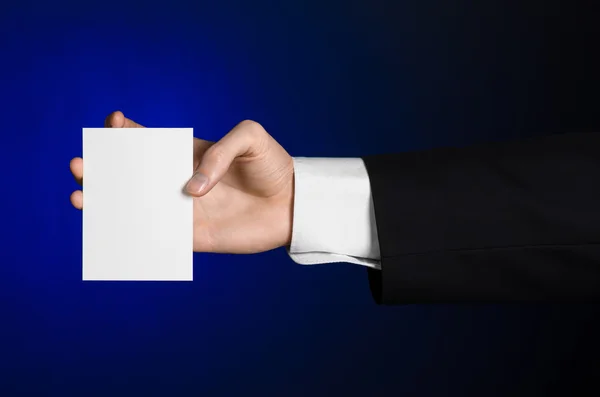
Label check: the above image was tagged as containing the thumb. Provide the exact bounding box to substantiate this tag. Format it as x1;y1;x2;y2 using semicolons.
185;120;263;197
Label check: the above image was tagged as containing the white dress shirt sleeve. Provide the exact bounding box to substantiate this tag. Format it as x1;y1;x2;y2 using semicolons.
286;157;382;270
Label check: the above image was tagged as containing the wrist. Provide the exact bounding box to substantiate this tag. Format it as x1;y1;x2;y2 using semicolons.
279;172;294;248
267;162;295;249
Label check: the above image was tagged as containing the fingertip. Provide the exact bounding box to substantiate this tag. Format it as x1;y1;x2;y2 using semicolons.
70;190;83;210
185;187;206;198
185;172;209;197
105;110;126;128
70;157;82;171
70;157;83;182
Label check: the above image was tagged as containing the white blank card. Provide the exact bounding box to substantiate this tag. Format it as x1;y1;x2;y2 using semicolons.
82;128;193;281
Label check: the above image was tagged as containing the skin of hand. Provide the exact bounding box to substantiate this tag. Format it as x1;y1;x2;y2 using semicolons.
70;111;295;254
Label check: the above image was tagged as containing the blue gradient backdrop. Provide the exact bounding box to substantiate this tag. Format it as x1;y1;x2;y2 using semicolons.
1;1;599;396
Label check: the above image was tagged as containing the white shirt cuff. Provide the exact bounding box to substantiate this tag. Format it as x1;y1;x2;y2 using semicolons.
287;157;381;270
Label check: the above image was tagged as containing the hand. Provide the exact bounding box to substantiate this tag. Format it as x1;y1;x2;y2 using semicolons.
70;111;295;254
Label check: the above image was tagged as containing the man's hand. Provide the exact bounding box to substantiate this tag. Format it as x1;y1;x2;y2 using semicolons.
70;111;295;254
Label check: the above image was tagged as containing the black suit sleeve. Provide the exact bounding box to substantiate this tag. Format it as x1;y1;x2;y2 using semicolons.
362;132;600;304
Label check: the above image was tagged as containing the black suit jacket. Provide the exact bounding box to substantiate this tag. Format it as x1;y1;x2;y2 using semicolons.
362;132;600;304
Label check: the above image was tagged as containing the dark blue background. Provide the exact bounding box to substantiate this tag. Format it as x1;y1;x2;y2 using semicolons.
1;1;599;396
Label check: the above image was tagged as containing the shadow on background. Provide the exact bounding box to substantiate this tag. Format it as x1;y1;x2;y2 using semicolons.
0;1;598;396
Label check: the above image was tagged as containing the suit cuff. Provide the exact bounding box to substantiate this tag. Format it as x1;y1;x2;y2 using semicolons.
287;157;381;269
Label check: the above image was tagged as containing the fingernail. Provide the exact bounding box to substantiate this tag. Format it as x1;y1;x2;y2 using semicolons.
186;172;208;194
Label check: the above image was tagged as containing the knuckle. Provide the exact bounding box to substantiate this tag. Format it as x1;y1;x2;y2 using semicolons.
238;119;265;138
237;120;271;153
207;145;227;164
238;119;260;129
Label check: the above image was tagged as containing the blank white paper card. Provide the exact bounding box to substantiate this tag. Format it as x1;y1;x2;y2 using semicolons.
82;128;193;281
